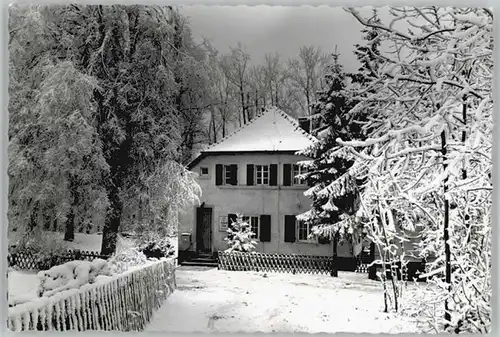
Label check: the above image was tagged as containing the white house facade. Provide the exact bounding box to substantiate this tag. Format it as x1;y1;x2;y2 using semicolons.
178;107;355;259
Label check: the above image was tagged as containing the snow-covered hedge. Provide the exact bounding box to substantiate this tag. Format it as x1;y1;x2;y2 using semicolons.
7;258;176;332
37;259;111;298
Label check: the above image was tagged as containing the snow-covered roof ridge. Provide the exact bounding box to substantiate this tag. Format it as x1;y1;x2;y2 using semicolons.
201;106;318;154
203;109;269;152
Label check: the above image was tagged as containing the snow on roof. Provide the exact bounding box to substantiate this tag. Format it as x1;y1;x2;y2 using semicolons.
203;107;317;153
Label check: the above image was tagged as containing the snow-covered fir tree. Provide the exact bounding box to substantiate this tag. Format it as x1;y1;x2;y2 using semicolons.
224;214;257;253
296;50;371;252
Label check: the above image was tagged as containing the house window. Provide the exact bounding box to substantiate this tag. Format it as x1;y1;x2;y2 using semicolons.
297;220;314;242
255;165;269;185
242;215;259;239
293;164;308;185
200;167;209;178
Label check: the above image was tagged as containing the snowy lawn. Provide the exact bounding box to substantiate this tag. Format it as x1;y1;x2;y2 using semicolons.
66;233;103;252
146;267;421;333
7;270;40;307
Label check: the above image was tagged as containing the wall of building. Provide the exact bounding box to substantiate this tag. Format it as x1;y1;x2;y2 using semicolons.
178;153;353;257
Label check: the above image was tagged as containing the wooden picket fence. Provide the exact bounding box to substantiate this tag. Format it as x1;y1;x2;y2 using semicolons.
8;258;176;332
355;263;370;273
218;251;335;275
8;250;110;271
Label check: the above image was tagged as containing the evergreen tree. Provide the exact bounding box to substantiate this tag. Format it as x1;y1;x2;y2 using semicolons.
296;12;383;250
224;214;257;253
296;52;365;262
351;9;381;84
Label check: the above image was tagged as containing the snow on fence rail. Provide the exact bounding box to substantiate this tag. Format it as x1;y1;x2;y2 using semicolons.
8;250;110;271
7;258;176;332
218;251;335;275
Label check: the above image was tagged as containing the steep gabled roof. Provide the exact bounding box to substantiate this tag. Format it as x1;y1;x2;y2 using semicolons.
187;107;317;169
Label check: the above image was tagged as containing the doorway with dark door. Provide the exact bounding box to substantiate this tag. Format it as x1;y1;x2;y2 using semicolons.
196;206;212;254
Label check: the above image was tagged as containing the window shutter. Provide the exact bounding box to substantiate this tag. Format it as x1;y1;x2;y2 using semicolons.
216;164;223;186
283;164;292;186
284;215;296;242
246;164;254;186
228;164;238;185
259;214;271;242
270;164;278;186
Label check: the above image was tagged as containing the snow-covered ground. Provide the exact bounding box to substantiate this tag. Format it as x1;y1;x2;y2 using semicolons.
146;267;422;333
66;233;103;252
7;271;40;307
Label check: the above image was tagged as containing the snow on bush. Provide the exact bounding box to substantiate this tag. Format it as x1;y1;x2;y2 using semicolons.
224;214;257;253
10;231;69;267
108;236;148;274
37;258;111;298
138;236;175;259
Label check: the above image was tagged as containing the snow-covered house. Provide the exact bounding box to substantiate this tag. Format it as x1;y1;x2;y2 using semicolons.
178;107;357;261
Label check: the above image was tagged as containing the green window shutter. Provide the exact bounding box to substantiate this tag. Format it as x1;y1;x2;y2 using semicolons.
269;164;278;186
283;164;292;186
215;164;223;186
246;164;254;186
284;215;296;242
259;214;271;242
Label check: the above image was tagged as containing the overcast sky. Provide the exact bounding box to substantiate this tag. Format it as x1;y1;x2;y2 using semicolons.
179;5;382;73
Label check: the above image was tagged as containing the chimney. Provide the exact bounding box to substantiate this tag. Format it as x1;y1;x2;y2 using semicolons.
298;117;311;134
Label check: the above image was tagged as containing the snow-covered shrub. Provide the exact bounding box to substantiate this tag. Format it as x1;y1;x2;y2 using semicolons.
108;245;148;275
138;236;175;259
37;258;111;297
224;214;257;253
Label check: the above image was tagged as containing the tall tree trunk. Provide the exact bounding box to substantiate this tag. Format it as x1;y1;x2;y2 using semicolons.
239;81;246;125
100;184;123;255
461;96;471;245
441;130;452;328
254;89;259;116
246;92;251;121
331;232;339;277
211;112;217;143
222;115;227;137
275;83;279;107
64;174;78;242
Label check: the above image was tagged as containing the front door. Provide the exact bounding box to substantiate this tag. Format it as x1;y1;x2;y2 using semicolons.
196;207;212;254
